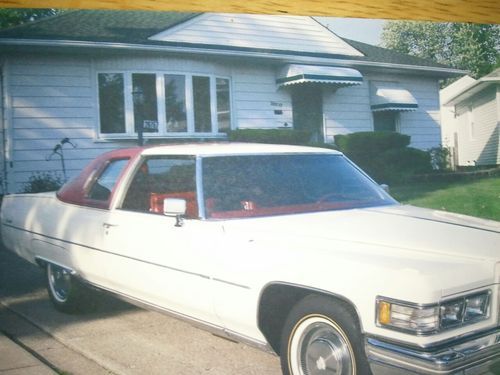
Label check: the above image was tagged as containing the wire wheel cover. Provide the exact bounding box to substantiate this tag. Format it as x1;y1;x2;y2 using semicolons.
48;264;71;303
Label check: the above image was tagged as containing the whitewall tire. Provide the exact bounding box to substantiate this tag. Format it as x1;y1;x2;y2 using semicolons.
280;295;371;375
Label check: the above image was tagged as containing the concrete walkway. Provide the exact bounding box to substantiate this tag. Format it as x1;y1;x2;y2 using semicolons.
0;332;56;375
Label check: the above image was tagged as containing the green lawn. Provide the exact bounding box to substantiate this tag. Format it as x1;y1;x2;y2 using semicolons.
390;177;500;222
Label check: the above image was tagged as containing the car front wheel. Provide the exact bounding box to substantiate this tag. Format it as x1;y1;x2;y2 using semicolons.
280;295;371;375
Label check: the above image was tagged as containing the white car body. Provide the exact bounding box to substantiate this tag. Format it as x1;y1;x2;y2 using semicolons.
1;143;499;374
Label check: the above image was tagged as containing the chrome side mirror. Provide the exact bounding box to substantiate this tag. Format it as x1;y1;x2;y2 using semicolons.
163;198;187;227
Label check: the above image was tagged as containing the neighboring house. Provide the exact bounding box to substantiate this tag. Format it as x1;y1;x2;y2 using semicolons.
0;10;463;193
441;69;500;167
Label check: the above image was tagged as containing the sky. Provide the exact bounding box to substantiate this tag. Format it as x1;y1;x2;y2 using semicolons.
315;17;386;46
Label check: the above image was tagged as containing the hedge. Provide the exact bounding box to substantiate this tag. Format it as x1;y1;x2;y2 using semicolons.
335;131;410;155
335;132;431;184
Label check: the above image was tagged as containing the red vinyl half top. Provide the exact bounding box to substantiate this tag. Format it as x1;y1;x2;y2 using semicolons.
57;147;143;209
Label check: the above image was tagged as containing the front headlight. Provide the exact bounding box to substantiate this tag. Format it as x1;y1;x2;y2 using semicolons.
376;290;491;335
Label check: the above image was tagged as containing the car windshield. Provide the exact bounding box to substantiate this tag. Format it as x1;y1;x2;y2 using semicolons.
202;154;396;219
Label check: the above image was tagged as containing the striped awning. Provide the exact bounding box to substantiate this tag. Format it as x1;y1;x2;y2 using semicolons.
277;64;363;87
370;81;418;112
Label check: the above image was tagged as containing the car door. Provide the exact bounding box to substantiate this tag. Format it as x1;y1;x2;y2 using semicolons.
100;156;220;325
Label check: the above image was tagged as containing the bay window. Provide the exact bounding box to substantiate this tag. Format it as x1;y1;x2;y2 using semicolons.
216;78;231;132
193;76;212;133
132;73;158;134
164;74;187;133
97;72;232;138
98;73;126;134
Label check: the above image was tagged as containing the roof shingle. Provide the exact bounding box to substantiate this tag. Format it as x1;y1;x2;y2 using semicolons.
0;10;455;71
0;10;199;43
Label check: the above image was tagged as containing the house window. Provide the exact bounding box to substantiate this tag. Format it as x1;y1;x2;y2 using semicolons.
373;111;398;132
97;72;232;137
132;73;159;133
165;74;187;132
98;73;126;134
216;78;231;132
193;76;212;133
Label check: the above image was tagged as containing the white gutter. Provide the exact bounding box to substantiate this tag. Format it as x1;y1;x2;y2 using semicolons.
444;78;500;106
0;38;466;76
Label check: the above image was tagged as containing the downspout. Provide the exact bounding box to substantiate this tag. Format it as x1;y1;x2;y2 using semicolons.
0;64;7;195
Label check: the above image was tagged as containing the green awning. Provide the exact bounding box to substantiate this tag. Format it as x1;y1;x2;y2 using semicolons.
370;81;418;112
277;64;363;87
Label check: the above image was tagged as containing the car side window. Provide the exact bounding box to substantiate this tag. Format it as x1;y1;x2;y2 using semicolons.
87;159;129;201
121;157;197;217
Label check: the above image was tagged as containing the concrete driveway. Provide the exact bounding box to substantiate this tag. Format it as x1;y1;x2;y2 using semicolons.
0;247;281;375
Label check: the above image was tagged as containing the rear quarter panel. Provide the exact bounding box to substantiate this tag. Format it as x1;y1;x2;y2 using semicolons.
1;193;57;264
1;192;110;277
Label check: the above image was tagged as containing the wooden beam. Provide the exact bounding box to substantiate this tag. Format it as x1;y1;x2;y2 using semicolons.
0;0;499;24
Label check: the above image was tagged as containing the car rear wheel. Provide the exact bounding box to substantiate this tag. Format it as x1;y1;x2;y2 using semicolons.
46;263;88;313
280;295;371;375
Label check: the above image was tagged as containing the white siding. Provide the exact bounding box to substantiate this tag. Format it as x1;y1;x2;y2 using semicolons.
385;75;441;150
232;64;292;129
440;75;476;149
6;55;117;192
324;74;442;149
150;14;363;57
323;82;372;142
93;54;233;76
455;87;499;166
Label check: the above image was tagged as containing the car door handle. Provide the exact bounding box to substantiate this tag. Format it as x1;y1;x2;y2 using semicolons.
103;223;118;229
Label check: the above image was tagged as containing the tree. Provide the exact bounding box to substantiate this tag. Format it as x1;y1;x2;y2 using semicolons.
0;9;60;29
381;21;499;78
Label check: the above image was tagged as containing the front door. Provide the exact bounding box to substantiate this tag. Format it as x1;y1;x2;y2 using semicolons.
101;156;218;324
292;84;324;142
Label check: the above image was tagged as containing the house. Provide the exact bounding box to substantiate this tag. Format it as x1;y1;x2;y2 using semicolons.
0;10;463;193
441;69;500;167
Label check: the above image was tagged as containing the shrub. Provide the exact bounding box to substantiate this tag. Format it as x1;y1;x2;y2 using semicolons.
428;146;451;170
380;147;432;183
227;129;312;145
335;132;431;184
22;172;63;193
335;131;410;156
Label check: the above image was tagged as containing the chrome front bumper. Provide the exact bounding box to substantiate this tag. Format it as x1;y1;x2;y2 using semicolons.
365;328;500;374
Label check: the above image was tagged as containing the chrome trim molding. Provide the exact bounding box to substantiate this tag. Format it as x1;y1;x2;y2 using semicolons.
34;256;76;275
8;223;211;281
365;328;500;374
212;278;251;290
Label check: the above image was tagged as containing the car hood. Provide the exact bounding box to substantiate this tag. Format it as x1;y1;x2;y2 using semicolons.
221;204;500;263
